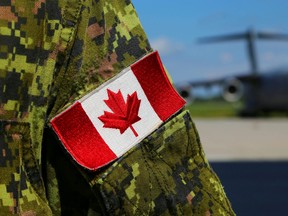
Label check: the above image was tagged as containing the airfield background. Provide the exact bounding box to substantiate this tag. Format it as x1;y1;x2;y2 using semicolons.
134;0;288;215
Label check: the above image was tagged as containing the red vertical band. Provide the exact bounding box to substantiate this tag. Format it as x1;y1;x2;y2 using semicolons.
51;102;117;170
131;51;186;121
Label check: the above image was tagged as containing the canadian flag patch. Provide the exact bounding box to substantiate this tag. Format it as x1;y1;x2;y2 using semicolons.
50;51;185;170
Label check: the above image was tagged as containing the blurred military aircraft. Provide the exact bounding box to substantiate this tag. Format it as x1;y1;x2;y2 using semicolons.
176;28;288;116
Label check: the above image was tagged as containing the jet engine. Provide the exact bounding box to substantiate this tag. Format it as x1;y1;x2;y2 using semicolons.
222;78;244;102
176;85;194;103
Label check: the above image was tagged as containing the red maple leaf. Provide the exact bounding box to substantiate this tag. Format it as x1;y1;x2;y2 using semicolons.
98;89;141;137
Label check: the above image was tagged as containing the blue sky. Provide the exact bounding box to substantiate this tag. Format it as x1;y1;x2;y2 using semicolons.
133;0;288;84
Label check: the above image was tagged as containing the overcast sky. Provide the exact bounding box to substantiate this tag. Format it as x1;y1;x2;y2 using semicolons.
133;0;288;84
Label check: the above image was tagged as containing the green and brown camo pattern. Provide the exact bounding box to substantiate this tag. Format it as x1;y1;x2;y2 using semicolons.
0;0;235;215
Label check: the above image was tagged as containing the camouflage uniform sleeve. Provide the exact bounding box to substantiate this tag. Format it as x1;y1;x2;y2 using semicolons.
46;0;235;215
0;0;235;215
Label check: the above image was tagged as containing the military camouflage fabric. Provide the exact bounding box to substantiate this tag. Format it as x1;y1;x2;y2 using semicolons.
0;0;235;215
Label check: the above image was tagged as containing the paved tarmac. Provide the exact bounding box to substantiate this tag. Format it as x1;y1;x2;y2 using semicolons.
211;161;288;216
193;118;288;161
191;118;288;215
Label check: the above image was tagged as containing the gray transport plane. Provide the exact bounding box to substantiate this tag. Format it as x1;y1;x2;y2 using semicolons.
176;28;288;116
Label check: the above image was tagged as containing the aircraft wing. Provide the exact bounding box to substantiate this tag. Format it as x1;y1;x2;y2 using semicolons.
184;74;259;87
175;73;260;102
